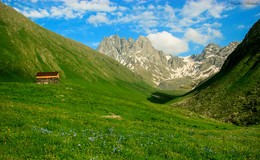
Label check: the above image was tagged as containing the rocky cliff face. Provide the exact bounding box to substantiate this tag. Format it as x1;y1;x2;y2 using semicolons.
97;35;239;90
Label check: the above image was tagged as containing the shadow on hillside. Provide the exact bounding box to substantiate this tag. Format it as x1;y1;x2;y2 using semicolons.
147;92;183;104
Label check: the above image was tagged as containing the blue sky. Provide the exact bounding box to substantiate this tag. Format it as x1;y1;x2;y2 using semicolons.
4;0;260;56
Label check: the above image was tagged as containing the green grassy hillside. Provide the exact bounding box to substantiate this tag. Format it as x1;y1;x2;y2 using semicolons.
171;20;260;126
0;3;147;89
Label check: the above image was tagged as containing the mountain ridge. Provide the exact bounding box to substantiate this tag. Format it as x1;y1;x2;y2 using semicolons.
98;35;239;90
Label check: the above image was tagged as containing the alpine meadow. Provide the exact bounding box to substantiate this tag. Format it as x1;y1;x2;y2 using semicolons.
0;2;259;159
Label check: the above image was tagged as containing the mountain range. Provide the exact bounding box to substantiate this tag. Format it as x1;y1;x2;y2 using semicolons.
97;35;239;90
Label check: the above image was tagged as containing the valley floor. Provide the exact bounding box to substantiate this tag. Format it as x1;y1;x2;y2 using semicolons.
0;82;259;159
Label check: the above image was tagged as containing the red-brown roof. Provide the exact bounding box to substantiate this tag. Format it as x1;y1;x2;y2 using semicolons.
36;72;59;77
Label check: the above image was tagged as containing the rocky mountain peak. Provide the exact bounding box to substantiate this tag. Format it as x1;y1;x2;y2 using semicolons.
203;43;221;56
134;36;151;50
192;43;221;61
218;41;240;58
97;35;239;90
127;38;135;47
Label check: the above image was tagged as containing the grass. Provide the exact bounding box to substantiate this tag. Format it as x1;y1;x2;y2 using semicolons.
1;82;259;159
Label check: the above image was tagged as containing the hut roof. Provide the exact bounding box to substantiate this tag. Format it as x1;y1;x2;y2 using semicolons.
36;72;59;77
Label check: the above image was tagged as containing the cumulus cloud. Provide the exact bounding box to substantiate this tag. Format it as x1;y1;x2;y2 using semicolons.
147;31;188;55
87;13;110;26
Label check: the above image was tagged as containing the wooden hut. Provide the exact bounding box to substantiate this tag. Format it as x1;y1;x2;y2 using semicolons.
36;72;59;84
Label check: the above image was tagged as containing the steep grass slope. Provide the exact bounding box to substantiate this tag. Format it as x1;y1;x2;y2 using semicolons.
172;20;260;126
0;3;146;90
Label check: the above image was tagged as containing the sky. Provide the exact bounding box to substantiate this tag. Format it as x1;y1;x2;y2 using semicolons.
3;0;260;56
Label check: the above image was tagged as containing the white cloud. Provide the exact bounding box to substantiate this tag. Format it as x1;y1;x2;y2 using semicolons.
15;8;50;18
208;3;226;18
87;13;110;26
181;0;211;18
237;24;246;29
165;1;229;33
137;0;148;5
147;31;188;55
208;28;223;40
63;0;117;12
114;10;159;33
126;10;156;25
184;28;223;45
184;28;208;45
14;0;117;19
137;11;158;31
49;7;64;18
181;0;226;19
163;4;175;20
50;6;83;19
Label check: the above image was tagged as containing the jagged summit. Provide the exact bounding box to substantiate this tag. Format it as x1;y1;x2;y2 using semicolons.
97;35;239;90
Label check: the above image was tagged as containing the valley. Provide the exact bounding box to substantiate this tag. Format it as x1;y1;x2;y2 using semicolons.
0;2;259;159
1;82;259;159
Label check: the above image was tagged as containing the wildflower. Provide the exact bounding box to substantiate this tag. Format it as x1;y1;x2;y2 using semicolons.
89;137;95;142
112;146;121;153
108;128;114;134
113;147;117;153
40;128;51;134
